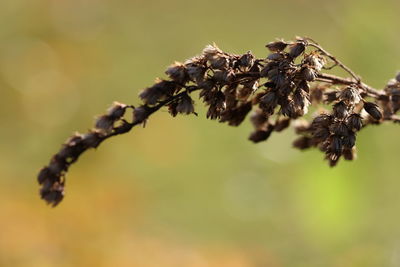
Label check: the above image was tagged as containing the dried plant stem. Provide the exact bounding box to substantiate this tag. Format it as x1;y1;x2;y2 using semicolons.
316;73;384;97
37;37;400;206
307;42;361;83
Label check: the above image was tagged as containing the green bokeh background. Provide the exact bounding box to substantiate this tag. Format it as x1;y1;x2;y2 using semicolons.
1;0;400;266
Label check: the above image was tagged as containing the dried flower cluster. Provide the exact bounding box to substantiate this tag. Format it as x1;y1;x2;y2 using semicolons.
38;37;400;206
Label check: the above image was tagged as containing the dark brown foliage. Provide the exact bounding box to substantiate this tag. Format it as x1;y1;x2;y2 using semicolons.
38;37;400;206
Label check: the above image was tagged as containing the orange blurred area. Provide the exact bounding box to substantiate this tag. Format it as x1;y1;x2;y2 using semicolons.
1;0;400;266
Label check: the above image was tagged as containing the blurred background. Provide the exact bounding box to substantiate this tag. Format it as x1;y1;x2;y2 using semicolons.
1;0;400;266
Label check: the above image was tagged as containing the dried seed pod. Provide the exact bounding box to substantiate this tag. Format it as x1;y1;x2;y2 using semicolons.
346;113;363;131
266;41;288;52
139;87;163;105
327;154;340;167
133;105;150;123
333;101;349;119
274;118;290;132
248;126;273;143
313;127;330;142
342;132;356;148
302;67;317;81
165;62;189;84
139;80;176;105
213;70;234;83
267;53;285;61
237;84;256;100
329;122;349;136
311;114;333;129
259;91;278;114
343;147;357;161
280;99;296;117
186;63;206;83
364;102;382;120
250;110;269;129
306;53;325;71
293;119;310;134
330;135;343;155
220;102;252;126
40;183;64;207
168;102;178;117
260;61;278;77
293;88;310;115
209;55;229;69
310;87;324;104
324;90;338;103
202;44;222;58
38;167;55;184
176;93;195;115
239;52;255;68
107;102;127;119
339;86;361;104
82;131;102;148
293;136;312;150
298;81;310;94
95;115;114;131
289;42;306;58
279;81;294;96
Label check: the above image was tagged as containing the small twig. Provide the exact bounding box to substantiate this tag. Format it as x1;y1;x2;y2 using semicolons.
306;40;361;83
316;73;384;97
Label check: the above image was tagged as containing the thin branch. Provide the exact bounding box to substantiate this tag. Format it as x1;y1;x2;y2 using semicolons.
316;73;384;97
306;40;361;83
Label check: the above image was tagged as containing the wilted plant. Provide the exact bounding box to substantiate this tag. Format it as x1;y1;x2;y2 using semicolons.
37;37;400;206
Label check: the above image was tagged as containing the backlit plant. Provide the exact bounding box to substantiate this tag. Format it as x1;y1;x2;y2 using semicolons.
37;37;400;206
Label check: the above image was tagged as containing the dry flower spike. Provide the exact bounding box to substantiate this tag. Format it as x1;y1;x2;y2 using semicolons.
38;37;400;206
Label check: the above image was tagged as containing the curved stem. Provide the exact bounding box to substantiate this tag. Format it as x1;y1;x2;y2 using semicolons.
316;73;384;97
306;41;361;83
